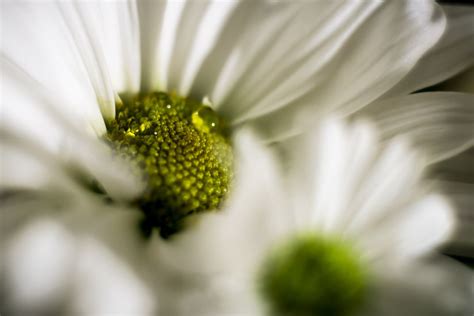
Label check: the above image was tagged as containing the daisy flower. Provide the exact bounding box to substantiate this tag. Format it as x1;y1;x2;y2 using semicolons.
151;118;474;316
0;0;473;313
2;0;473;228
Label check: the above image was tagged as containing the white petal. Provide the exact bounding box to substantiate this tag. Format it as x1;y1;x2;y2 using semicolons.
173;1;239;96
2;220;77;314
57;2;117;119
71;238;154;316
384;5;474;97
192;1;299;109
367;257;474;316
137;0;167;91
357;92;474;164
389;194;454;259
1;56;105;145
288;118;379;233
1;60;144;201
438;180;474;257
66;0;141;94
229;0;445;141
1;2;105;131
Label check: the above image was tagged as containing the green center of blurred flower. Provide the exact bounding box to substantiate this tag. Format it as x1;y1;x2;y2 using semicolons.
105;92;233;238
260;233;368;316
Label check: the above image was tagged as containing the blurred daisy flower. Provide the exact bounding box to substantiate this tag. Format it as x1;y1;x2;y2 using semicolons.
152;118;474;316
1;0;474;314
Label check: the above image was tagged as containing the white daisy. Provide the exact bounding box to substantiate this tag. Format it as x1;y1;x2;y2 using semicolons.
1;0;474;313
151;118;474;316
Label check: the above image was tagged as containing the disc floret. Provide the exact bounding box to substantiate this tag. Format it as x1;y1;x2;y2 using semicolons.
106;92;233;237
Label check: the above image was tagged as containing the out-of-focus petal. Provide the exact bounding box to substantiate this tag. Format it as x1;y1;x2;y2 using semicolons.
438;181;474;258
383;5;474;97
366;194;454;261
2;220;77;315
368;257;474;316
356;92;474;164
1;58;144;201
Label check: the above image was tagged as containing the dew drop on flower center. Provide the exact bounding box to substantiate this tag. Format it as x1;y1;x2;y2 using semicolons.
105;92;233;238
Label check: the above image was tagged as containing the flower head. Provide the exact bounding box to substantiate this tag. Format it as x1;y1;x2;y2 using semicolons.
1;0;474;314
151;118;473;316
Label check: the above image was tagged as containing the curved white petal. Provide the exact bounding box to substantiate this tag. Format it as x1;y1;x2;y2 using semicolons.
230;0;445;141
287;118;380;233
0;2;114;120
377;194;454;261
1;5;105;132
438;180;474;258
357;92;474;164
368;257;474;316
65;0;141;94
384;5;474;97
1;58;144;201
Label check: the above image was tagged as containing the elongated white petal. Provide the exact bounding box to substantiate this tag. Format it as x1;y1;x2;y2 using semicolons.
357;92;474;164
230;0;445;141
384;5;474;97
288;118;378;233
344;139;425;237
57;2;116;119
65;0;141;94
1;58;144;201
0;4;105;132
137;0;167;91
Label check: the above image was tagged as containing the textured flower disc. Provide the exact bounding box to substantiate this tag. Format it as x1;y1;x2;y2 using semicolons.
260;233;368;316
105;92;233;238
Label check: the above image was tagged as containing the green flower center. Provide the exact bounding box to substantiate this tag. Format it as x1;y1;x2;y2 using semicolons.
260;234;368;316
105;92;233;238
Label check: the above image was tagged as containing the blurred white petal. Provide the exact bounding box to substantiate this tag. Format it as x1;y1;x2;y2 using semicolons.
71;238;154;316
369;257;474;316
357;92;474;164
3;220;77;314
